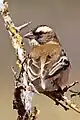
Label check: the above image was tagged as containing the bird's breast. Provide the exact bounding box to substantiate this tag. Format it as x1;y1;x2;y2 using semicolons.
30;43;61;60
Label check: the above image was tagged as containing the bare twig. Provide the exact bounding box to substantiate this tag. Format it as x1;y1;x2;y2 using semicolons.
63;81;79;92
69;90;80;98
42;89;80;114
16;21;32;32
11;66;18;79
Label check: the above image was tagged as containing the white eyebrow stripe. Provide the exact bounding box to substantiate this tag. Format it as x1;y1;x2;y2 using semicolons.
36;26;53;33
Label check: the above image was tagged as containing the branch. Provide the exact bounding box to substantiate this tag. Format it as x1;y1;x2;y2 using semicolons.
41;81;80;114
0;0;38;120
62;96;80;114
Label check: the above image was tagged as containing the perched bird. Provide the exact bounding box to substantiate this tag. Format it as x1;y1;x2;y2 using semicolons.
24;25;71;93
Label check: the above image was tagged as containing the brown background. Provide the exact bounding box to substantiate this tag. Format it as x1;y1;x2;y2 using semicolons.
0;0;80;120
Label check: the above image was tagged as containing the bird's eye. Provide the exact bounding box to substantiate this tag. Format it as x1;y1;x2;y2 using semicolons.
38;31;43;35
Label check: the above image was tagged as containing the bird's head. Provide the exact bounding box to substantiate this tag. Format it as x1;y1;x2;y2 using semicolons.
24;25;60;47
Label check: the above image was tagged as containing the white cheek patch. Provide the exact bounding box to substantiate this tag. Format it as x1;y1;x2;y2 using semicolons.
28;39;40;47
36;26;53;33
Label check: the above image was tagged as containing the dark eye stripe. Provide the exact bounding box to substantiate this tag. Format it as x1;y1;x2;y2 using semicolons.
33;31;44;35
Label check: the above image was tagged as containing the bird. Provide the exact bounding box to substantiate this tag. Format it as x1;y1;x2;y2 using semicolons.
24;25;71;94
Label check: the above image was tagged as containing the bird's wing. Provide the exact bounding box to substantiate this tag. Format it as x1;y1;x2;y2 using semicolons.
39;44;70;90
42;50;70;91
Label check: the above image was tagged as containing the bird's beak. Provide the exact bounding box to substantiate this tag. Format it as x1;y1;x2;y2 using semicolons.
24;31;34;39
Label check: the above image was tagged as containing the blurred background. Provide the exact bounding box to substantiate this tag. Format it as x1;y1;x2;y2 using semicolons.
0;0;80;119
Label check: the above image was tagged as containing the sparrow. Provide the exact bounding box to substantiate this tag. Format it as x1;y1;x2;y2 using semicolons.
24;25;71;93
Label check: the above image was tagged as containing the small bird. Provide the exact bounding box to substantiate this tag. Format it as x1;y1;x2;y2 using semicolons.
24;25;71;93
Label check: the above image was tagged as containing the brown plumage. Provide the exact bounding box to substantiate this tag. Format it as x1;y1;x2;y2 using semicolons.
30;42;61;60
24;25;70;92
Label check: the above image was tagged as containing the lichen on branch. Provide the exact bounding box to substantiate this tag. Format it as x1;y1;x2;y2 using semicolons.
0;0;38;120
